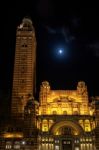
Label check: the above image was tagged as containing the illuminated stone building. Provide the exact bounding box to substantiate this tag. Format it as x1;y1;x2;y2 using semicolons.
11;17;36;118
0;17;99;150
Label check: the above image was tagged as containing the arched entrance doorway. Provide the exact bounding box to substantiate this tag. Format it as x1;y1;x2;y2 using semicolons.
50;120;84;150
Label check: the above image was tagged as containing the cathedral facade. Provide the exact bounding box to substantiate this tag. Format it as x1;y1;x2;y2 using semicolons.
0;17;99;150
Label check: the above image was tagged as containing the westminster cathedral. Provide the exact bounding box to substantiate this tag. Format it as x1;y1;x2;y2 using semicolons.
0;17;99;150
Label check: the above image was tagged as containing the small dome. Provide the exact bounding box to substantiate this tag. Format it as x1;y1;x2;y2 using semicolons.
42;81;50;87
22;16;32;25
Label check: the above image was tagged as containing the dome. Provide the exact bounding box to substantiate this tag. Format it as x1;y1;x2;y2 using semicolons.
22;16;33;25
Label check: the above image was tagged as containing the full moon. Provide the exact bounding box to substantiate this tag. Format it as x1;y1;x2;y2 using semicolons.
54;47;67;60
58;49;63;54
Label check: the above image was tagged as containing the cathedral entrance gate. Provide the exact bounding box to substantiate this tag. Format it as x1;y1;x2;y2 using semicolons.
62;139;72;150
51;121;83;150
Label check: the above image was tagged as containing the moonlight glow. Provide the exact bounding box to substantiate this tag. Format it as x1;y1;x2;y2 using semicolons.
57;49;65;57
53;46;68;61
58;49;63;54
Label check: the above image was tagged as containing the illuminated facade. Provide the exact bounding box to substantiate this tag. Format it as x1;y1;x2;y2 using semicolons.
0;17;99;150
38;81;96;150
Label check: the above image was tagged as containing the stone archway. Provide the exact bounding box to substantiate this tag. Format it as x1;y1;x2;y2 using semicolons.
50;120;84;150
51;120;84;135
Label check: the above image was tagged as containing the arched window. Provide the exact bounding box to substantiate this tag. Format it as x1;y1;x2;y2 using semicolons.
73;111;79;115
14;142;20;149
84;120;91;132
63;111;67;115
42;119;48;132
6;142;12;149
79;120;84;129
53;111;57;114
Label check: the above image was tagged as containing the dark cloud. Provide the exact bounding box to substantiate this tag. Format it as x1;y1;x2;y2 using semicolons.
44;25;56;34
61;27;75;43
88;42;99;57
44;25;75;43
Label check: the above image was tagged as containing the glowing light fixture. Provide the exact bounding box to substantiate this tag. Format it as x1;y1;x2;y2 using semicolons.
3;133;23;138
22;141;26;145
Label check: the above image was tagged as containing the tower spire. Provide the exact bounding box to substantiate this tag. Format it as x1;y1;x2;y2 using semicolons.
11;17;36;118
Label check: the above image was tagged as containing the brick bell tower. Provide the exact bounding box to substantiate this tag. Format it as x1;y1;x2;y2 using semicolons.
11;17;36;118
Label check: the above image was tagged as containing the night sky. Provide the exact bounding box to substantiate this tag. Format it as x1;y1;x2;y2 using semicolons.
0;1;99;115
